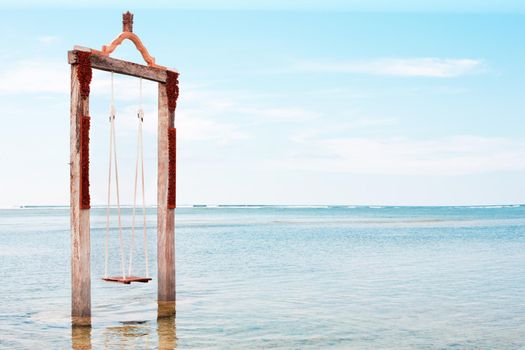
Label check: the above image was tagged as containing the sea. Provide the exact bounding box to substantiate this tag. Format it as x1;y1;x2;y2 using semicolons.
0;205;524;349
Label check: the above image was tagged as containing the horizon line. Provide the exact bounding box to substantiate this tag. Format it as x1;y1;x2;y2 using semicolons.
4;203;523;209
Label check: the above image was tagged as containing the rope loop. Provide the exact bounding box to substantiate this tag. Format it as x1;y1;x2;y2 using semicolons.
105;72;149;281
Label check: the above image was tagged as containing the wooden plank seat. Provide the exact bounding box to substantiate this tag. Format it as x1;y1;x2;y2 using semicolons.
102;276;152;284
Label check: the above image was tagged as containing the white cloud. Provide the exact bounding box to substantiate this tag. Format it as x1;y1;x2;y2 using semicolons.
177;113;251;143
90;70;159;101
111;103;251;144
0;62;159;97
38;36;59;44
180;88;318;125
280;135;525;175
291;117;398;142
153;87;315;143
236;106;318;122
297;58;484;78
0;63;259;144
0;61;68;94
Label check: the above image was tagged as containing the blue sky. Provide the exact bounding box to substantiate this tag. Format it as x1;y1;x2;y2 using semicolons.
0;2;523;206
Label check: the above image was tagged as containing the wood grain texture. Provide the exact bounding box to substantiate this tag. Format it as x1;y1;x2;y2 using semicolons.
68;50;176;83
157;83;176;316
70;64;91;326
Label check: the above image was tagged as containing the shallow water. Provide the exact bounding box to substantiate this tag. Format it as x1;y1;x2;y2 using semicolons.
1;206;525;349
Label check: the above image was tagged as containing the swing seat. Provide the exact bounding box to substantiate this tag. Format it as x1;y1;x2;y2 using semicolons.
103;276;152;284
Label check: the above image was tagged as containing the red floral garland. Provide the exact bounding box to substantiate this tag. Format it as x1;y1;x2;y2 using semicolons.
80;116;91;209
168;127;176;209
76;51;92;100
166;70;179;113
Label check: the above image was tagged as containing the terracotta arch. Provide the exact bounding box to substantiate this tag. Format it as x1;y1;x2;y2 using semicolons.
91;11;166;69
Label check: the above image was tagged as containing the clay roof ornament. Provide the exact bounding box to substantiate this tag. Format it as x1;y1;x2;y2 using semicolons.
91;11;165;69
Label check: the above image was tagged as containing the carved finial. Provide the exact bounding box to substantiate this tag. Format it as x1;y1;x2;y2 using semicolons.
123;11;134;32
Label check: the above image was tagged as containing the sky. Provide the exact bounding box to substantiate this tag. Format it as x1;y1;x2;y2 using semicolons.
0;1;524;206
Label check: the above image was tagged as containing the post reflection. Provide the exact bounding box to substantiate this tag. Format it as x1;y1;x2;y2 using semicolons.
72;325;92;350
157;316;177;349
71;318;176;349
103;320;151;348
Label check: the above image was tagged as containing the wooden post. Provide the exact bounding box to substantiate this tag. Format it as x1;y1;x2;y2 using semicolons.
70;64;91;326
157;83;176;317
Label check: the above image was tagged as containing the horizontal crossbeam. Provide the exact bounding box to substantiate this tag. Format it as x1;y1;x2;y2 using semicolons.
68;49;177;83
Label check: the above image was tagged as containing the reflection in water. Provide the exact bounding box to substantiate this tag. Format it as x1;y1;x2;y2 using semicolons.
72;326;91;350
157;316;177;349
71;318;176;349
103;321;151;349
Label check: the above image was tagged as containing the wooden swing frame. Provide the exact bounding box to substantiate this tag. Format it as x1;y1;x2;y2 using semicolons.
69;12;179;326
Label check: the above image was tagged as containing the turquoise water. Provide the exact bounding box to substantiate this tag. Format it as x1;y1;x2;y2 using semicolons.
1;206;525;349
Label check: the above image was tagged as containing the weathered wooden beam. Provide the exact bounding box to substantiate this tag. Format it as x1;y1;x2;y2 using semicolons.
68;49;176;83
70;64;91;326
157;83;176;317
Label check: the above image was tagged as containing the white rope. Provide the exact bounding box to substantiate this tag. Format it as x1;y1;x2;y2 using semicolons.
140;78;150;278
104;100;113;279
104;73;116;278
139;78;149;278
128;110;140;277
140;119;149;277
128;77;149;278
112;113;126;279
105;72;126;280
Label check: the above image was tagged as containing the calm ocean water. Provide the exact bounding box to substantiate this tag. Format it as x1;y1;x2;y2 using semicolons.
1;206;525;349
